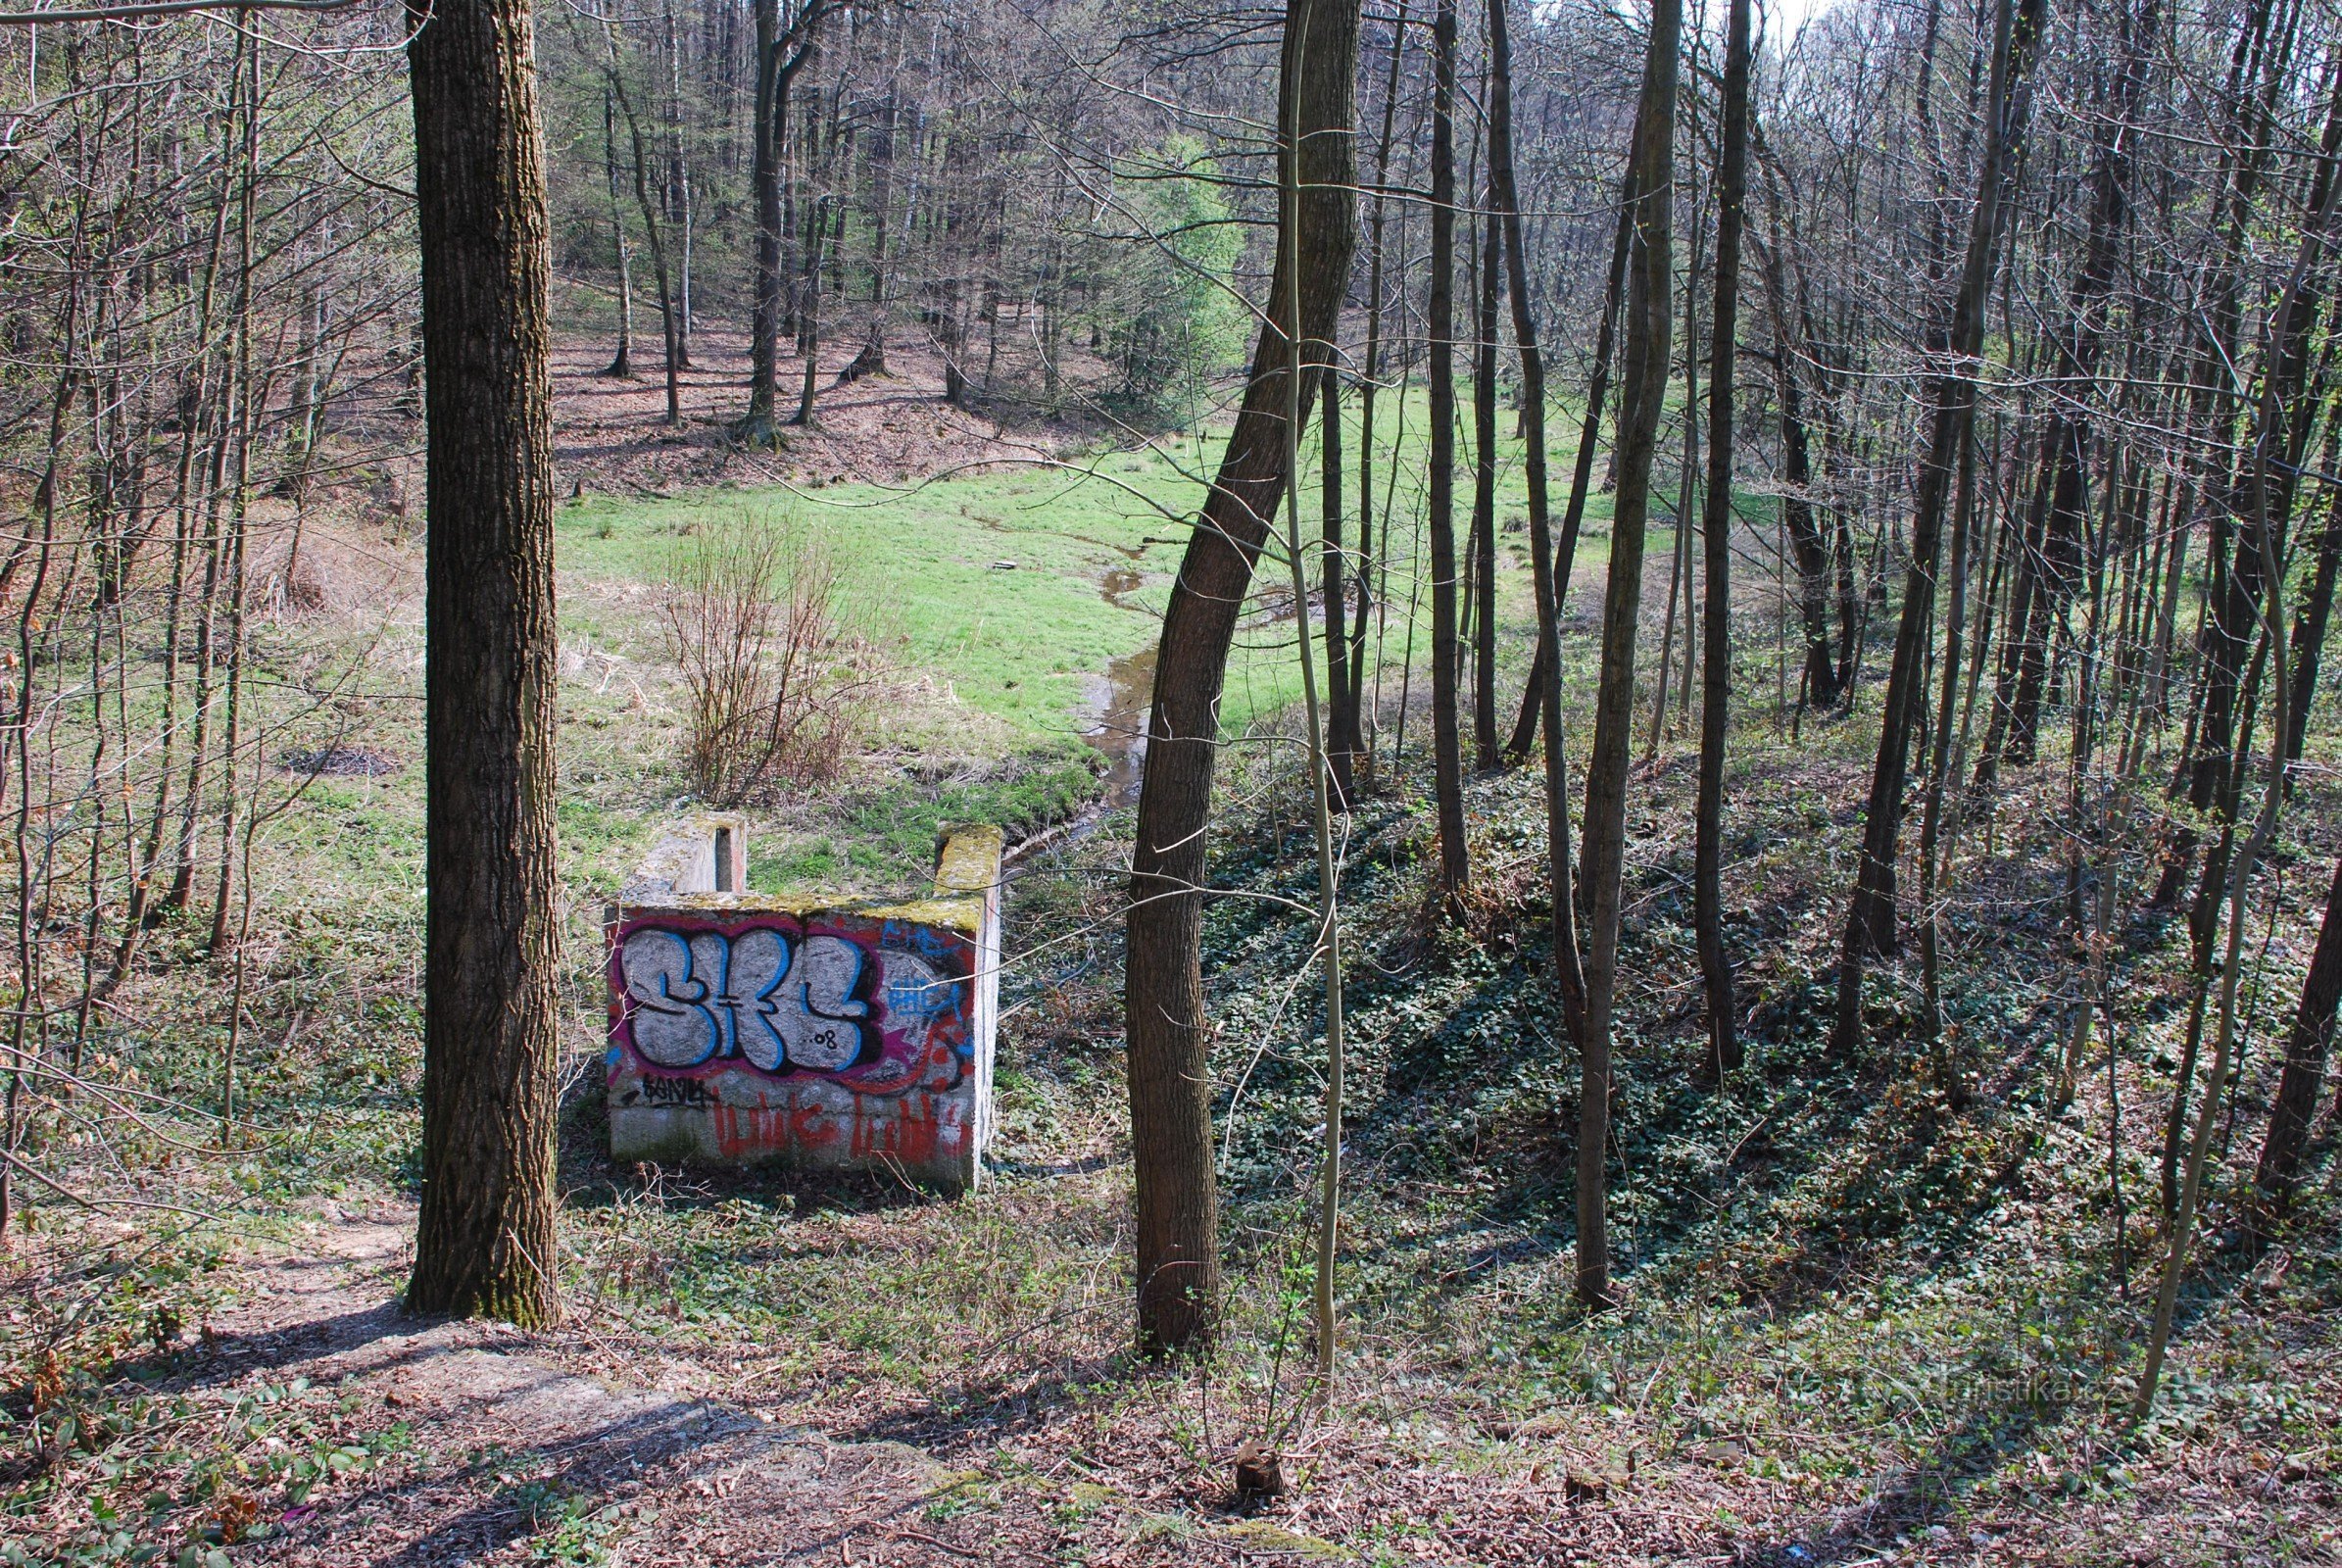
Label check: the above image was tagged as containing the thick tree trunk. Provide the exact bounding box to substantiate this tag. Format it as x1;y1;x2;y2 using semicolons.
746;0;827;434
748;0;783;422
1123;0;1357;1354
404;0;564;1326
1576;0;1681;1307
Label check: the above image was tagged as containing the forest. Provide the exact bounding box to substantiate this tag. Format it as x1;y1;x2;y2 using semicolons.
0;0;2337;1558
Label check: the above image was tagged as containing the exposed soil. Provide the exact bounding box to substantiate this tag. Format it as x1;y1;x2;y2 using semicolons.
549;328;1093;498
182;1200;963;1566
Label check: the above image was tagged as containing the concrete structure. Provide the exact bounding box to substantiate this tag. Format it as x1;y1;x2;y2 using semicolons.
606;818;1001;1191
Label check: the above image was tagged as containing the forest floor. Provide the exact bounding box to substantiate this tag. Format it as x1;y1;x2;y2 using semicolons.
545;324;1095;498
6;340;2340;1566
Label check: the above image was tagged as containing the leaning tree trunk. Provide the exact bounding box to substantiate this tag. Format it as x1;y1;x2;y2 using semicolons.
1575;0;1681;1308
1505;173;1635;760
405;0;564;1326
1487;0;1588;1051
1123;0;1358;1354
1834;0;2044;1056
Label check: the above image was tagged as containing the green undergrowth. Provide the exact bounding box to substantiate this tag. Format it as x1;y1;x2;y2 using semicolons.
12;385;2333;1558
1178;704;2342;1531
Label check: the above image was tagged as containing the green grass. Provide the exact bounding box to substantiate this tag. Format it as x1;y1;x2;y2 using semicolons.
556;463;1184;744
547;380;1702;761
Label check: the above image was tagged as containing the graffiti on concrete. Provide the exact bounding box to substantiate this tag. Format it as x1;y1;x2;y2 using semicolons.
610;915;969;1096
606;820;1000;1189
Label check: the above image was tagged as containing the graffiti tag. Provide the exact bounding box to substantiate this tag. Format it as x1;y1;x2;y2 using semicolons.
618;925;949;1077
638;1073;711;1107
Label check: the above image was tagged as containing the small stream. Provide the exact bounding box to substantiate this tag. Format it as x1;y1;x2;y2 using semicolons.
1084;566;1155;809
1013;558;1313;865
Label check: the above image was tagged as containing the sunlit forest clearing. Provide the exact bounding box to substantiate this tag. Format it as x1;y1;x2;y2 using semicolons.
3;0;2340;1562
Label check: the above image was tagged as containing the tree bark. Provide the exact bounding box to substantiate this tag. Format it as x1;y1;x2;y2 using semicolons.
1834;0;2044;1055
2285;444;2342;769
1990;0;2154;775
405;0;564;1325
1471;190;1502;770
1427;0;1469;891
606;40;683;426
1487;0;1589;1049
746;0;829;434
1123;0;1357;1353
1505;175;1634;760
2254;850;2342;1211
1322;369;1355;807
1351;6;1404;780
1576;0;1681;1307
602;87;635;378
1694;0;1752;1077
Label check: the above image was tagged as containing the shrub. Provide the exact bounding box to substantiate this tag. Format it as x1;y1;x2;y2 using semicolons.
659;510;879;805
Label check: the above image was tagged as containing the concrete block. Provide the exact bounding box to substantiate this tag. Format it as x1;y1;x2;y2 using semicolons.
607;823;1001;1192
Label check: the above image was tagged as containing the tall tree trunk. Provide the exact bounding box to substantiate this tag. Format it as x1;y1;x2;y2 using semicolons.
1647;166;1703;764
603;88;635;378
1427;0;1469;892
1123;0;1358;1354
607;43;684;426
1576;0;1681;1307
662;0;695;368
1834;0;2044;1057
1351;6;1405;782
404;0;564;1326
1487;0;1589;1052
746;0;827;434
797;192;825;423
1471;193;1502;770
1694;0;1752;1077
1994;0;2154;775
2157;65;2342;1210
2149;0;2300;909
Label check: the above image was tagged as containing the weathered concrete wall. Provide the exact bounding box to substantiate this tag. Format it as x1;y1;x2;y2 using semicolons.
606;824;1001;1191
